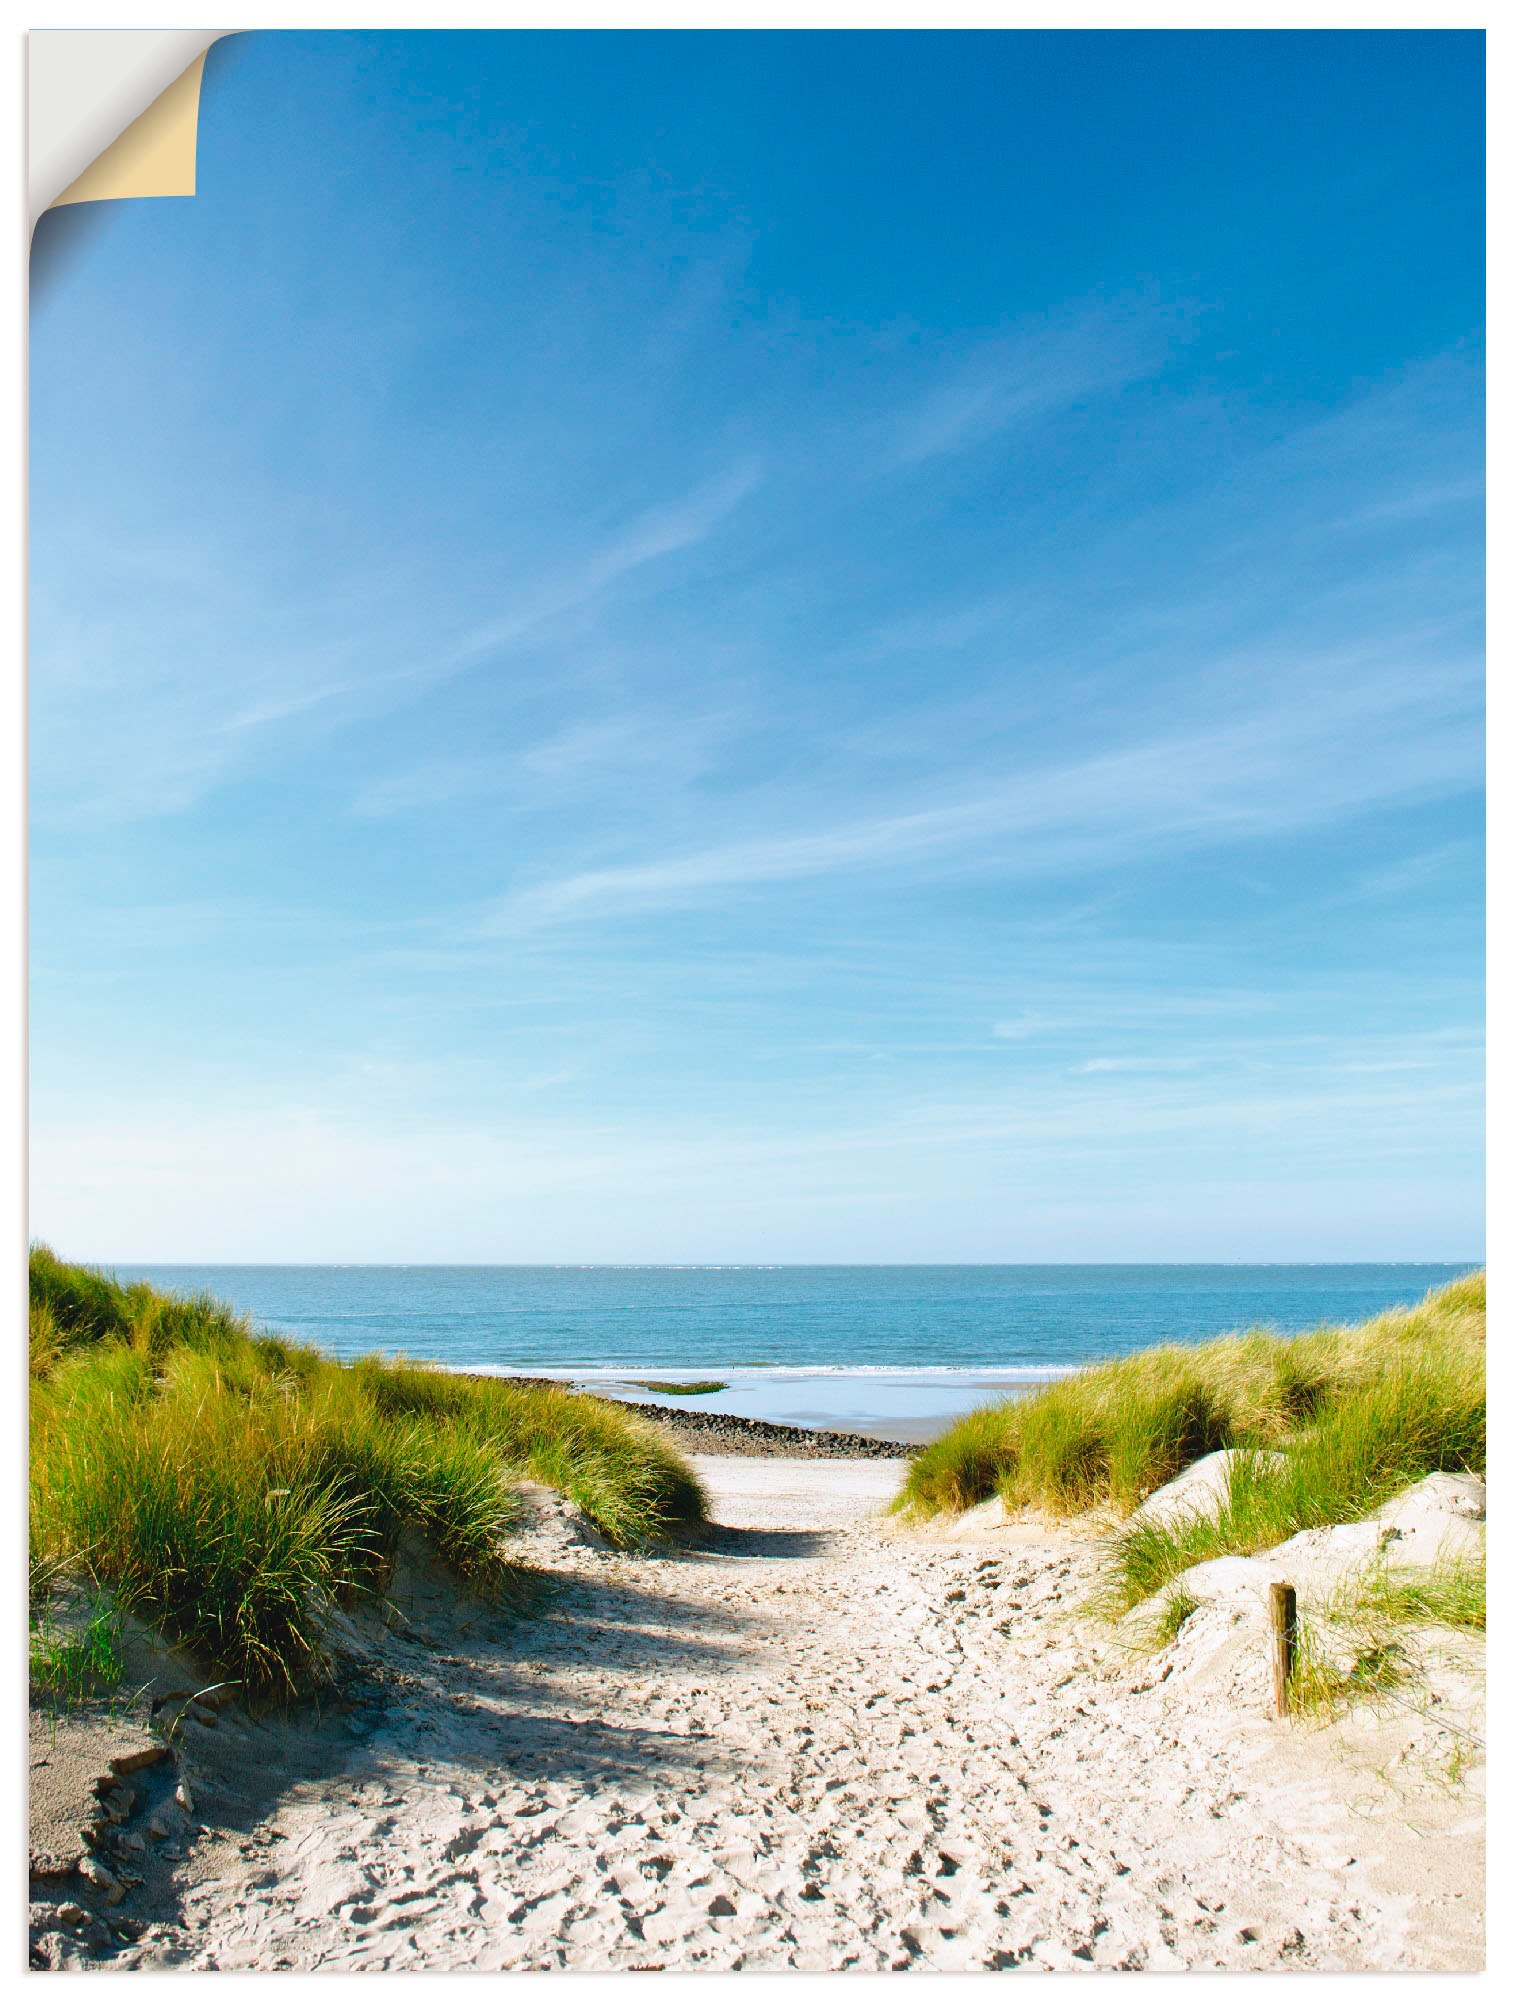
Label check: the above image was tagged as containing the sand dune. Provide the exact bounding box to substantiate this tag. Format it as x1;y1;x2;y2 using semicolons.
33;1456;1483;1972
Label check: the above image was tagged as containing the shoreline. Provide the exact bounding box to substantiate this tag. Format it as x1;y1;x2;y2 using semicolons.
461;1373;921;1458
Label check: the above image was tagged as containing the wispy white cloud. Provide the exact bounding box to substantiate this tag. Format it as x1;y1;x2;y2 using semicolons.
350;706;740;821
349;755;498;820
238;459;764;735
446;459;762;669
477;656;1480;931
1076;1056;1203;1074
1350;841;1478;902
31;460;763;831
894;302;1172;464
1329;476;1484;533
990;1014;1055;1041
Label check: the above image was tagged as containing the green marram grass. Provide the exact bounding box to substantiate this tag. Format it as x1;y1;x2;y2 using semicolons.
29;1245;707;1697
896;1274;1485;1608
30;1594;126;1706
1338;1552;1485;1634
1285;1622;1412;1720
1146;1583;1201;1649
1280;1554;1484;1725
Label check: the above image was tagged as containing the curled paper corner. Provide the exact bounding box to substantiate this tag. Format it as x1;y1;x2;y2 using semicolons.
28;30;233;232
52;50;211;211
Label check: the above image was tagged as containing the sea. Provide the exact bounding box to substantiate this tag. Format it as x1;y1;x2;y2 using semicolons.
113;1262;1476;1444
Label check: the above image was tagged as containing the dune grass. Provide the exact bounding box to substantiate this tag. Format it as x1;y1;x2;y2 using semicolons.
1276;1554;1484;1725
896;1274;1485;1608
30;1595;126;1705
1342;1553;1486;1634
1146;1583;1201;1649
1287;1621;1412;1719
29;1246;707;1696
1108;1347;1485;1609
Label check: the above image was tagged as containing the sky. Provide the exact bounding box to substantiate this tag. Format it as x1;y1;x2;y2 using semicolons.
29;29;1485;1263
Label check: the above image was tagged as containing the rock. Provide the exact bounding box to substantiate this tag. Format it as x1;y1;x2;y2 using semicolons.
174;1780;194;1813
623;1401;917;1460
108;1741;168;1777
79;1855;127;1905
29;1847;82;1882
1131;1450;1288;1529
155;1690;224;1733
149;1688;198;1714
56;1903;89;1927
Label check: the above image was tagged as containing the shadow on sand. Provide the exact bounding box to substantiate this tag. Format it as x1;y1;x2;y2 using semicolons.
68;1540;784;1958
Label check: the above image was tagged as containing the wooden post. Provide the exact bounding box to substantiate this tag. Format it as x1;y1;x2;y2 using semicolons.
1270;1581;1296;1718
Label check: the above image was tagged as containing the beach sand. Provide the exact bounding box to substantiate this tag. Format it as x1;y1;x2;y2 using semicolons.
32;1455;1484;1972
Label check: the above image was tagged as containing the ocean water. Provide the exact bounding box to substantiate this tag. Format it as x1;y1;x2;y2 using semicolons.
116;1263;1474;1442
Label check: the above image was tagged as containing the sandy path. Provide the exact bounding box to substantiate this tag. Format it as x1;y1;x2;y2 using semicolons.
121;1457;1481;1972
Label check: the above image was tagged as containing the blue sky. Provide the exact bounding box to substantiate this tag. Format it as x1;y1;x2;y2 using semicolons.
29;29;1484;1262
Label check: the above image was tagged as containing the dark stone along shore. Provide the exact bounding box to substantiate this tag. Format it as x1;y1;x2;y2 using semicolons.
617;1400;918;1460
478;1376;917;1459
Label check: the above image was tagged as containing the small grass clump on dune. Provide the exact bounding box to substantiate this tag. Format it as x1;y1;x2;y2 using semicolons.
1145;1583;1201;1650
896;1275;1485;1576
1286;1623;1412;1719
30;1595;126;1705
1343;1553;1486;1634
30;1247;707;1697
1272;1555;1484;1724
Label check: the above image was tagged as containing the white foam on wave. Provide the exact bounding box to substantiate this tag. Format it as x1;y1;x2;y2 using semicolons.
452;1362;1079;1382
